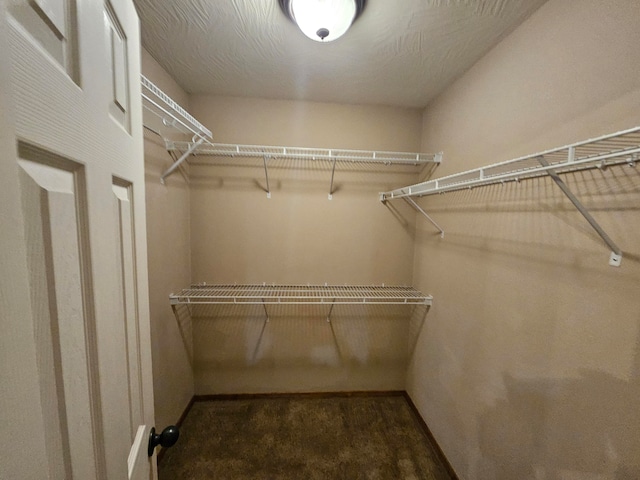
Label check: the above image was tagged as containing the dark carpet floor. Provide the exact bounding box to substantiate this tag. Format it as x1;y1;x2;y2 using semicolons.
159;394;453;480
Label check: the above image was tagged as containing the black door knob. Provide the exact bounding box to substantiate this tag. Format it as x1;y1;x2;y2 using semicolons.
148;425;179;457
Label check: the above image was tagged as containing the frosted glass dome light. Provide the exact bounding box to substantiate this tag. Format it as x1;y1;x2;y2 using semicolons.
280;0;366;43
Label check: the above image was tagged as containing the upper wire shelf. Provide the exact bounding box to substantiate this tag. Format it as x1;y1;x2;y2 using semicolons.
140;75;441;186
170;284;432;306
380;126;640;267
380;126;640;200
166;140;442;168
168;140;442;196
141;74;212;142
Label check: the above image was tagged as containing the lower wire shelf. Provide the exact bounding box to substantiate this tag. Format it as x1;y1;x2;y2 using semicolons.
170;284;432;306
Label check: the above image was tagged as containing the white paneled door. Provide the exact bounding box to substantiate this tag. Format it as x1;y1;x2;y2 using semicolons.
0;0;156;479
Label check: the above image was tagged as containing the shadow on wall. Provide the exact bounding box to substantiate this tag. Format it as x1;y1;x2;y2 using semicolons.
477;343;640;480
177;303;429;393
383;199;419;238
412;167;640;271
407;162;640;479
171;304;194;367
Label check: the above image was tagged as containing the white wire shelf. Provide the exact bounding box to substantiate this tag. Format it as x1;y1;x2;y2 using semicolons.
380;126;640;267
141;74;212;141
380;126;640;200
170;284;432;306
140;76;442;186
167;140;441;197
166;140;442;167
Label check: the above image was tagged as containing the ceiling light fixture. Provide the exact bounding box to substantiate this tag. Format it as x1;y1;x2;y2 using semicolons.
279;0;366;43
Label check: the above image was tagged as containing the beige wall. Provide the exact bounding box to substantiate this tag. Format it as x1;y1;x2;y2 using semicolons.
408;1;640;479
187;96;424;393
141;49;194;428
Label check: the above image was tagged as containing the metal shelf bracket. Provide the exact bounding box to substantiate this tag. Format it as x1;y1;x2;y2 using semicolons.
328;155;337;200
537;156;623;267
326;301;335;323
263;155;271;199
404;197;445;238
161;138;205;184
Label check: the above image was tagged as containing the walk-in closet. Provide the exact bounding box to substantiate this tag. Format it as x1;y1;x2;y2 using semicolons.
2;0;639;479
139;0;640;476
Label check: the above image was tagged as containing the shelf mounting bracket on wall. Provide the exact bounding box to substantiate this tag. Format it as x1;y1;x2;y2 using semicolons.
403;197;445;238
262;155;272;198
161;138;205;184
261;299;270;322
328;155;337;200
537;155;622;267
326;300;336;322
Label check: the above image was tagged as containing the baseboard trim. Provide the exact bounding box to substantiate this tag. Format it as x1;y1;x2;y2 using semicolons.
157;396;195;465
402;392;460;480
176;396;196;426
194;390;405;401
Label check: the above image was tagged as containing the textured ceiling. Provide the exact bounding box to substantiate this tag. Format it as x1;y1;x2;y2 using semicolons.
135;0;548;108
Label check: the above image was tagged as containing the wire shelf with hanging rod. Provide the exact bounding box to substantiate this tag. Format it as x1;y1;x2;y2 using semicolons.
380;126;640;266
170;284;432;306
140;75;442;192
141;74;212;141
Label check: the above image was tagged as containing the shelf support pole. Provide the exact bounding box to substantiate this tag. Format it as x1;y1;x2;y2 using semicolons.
328;156;337;200
328;315;344;362
263;155;271;199
537;156;622;267
404;197;445;238
326;300;335;323
161;138;204;183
